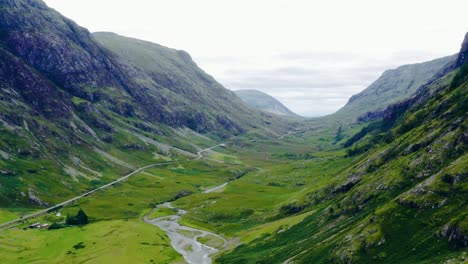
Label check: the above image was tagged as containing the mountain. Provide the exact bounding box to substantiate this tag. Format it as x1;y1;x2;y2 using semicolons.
0;0;279;135
0;0;288;207
234;89;299;117
218;33;468;263
92;32;279;133
332;55;455;122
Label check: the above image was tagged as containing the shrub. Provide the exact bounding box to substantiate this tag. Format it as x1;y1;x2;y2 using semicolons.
280;202;306;215
48;222;65;230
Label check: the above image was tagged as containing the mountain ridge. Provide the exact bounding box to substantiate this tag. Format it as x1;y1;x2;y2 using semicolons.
234;89;299;117
332;55;455;122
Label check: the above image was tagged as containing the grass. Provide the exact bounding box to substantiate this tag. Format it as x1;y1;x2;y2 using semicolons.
0;219;182;264
147;207;177;219
0;209;19;223
59;160;237;221
197;234;225;249
173;147;354;237
239;210;315;244
177;229;202;238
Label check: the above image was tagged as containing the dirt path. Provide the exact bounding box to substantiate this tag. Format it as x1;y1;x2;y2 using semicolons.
203;182;228;193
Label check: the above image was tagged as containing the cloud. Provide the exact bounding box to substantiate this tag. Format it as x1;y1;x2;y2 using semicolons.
198;50;448;117
42;0;467;117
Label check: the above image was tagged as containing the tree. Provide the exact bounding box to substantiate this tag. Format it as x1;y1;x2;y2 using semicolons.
335;125;344;143
76;209;89;225
66;209;89;225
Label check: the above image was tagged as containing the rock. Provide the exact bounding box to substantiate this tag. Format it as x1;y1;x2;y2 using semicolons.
456;32;468;67
123;143;145;150
28;187;49;207
174;190;193;200
333;174;361;194
0;150;10;159
0;169;15;175
439;223;468;248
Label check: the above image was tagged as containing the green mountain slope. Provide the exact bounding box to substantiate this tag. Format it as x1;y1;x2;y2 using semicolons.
234;89;299;117
333;55;455;122
217;34;467;264
92;32;277;133
0;0;288;208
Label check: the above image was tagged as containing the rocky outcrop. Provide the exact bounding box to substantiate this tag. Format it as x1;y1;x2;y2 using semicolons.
357;96;416;123
28;187;49;207
439;223;468;248
456;32;468;67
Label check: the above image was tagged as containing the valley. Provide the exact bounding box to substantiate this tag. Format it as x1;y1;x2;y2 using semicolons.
0;1;466;263
0;88;466;263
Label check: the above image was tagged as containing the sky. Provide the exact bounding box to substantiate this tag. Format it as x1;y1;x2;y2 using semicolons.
43;0;468;117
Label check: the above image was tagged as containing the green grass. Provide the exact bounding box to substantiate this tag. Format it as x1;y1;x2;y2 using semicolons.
197;234;225;249
147;207;177;219
0;209;19;223
0;219;182;264
239;210;315;244
60;160;238;221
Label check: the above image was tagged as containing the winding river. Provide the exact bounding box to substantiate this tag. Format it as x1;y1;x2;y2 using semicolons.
144;182;229;264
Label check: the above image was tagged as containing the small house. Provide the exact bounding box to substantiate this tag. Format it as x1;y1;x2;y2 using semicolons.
29;222;41;228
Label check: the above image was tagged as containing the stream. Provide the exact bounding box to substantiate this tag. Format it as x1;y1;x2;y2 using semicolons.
144;182;229;264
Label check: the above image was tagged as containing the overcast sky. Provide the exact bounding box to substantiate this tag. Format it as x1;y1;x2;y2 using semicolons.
43;0;467;117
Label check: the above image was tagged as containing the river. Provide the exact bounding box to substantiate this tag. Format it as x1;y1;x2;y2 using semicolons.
144;182;229;264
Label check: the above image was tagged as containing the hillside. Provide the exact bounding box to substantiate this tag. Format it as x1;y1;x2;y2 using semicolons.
333;55;454;122
0;0;287;208
92;32;278;133
235;89;298;117
217;33;468;264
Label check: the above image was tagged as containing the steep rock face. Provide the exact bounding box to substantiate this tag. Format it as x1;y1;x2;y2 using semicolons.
456;32;468;67
0;0;127;96
0;47;69;118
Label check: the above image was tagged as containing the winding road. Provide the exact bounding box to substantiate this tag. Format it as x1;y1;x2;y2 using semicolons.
0;143;227;230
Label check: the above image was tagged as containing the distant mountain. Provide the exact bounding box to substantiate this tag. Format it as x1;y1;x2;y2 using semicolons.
333;55;455;122
235;89;298;117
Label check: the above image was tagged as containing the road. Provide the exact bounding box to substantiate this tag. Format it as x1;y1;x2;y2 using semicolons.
0;129;306;231
0;143;227;231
